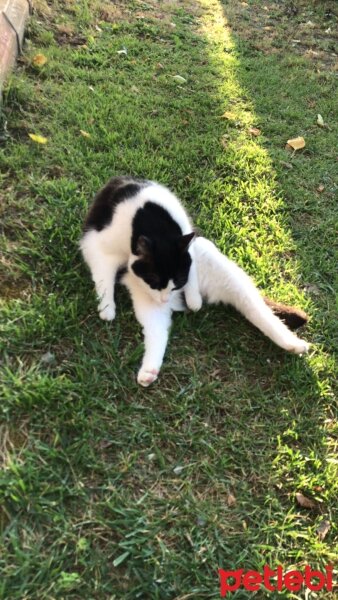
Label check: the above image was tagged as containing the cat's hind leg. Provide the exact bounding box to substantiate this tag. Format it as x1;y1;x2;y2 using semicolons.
223;273;309;353
194;237;310;354
80;231;121;321
233;291;310;354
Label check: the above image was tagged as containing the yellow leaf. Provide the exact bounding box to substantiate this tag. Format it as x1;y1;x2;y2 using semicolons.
28;133;48;144
172;75;187;83
220;111;236;120
80;130;91;138
32;53;48;67
286;136;305;151
317;114;325;127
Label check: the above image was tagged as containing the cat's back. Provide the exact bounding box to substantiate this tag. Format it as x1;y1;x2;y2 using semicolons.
83;176;148;233
82;176;192;239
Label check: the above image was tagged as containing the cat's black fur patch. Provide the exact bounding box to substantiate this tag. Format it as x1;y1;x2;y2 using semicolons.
84;176;145;232
116;266;128;282
131;202;183;252
131;202;192;290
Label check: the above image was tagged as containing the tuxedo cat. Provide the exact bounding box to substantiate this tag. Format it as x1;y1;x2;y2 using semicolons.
80;177;309;386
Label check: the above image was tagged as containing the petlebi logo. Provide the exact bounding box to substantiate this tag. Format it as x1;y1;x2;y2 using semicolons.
219;565;334;596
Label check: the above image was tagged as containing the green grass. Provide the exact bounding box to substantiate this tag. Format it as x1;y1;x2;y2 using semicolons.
0;0;337;597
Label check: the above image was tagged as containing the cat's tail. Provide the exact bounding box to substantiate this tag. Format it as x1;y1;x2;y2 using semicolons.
263;298;308;331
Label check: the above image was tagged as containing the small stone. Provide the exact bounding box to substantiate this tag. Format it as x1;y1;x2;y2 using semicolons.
173;465;184;475
40;351;55;365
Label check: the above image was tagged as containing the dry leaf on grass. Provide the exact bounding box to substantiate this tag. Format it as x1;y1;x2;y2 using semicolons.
227;493;236;507
32;53;47;67
286;137;305;151
316;519;330;541
28;133;48;144
295;492;317;509
57;24;74;36
80;130;91;138
220;111;236;120
249;127;261;136
317;184;325;192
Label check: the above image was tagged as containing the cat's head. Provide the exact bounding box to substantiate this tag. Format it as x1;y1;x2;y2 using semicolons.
130;232;195;304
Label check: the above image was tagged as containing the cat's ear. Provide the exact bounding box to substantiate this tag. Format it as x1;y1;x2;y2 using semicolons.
136;235;152;258
178;232;195;252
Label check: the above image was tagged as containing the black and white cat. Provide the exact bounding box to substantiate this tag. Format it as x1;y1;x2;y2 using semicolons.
80;177;309;386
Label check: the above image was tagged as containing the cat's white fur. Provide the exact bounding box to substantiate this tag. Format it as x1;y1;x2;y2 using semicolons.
80;182;202;322
120;237;309;386
81;182;309;387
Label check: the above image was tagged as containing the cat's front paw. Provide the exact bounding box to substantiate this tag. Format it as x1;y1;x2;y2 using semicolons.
185;292;203;312
286;337;310;355
137;367;159;387
99;302;116;321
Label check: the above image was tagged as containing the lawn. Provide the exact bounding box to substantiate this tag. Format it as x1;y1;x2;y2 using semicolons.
0;0;337;598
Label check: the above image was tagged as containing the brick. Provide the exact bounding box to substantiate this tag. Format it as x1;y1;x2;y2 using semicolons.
0;0;31;89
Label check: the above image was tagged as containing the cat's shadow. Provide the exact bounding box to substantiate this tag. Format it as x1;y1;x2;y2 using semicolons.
115;285;317;401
